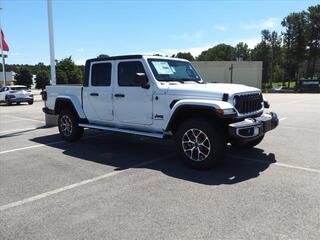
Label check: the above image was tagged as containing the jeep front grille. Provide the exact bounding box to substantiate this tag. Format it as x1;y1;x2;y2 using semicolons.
234;93;263;114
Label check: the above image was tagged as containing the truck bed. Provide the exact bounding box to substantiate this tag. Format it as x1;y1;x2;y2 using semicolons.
45;85;83;111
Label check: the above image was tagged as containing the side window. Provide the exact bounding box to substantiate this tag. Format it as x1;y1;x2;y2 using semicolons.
91;62;112;86
118;61;146;87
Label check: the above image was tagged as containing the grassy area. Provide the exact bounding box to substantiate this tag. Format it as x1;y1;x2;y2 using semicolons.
272;81;296;88
262;81;296;90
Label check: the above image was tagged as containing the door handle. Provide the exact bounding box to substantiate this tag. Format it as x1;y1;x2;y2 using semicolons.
90;93;99;96
114;93;125;98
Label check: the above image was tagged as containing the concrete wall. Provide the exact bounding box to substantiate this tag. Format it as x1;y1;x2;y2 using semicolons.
192;61;263;89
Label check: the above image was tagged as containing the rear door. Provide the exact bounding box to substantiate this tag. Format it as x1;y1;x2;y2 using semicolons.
83;61;114;124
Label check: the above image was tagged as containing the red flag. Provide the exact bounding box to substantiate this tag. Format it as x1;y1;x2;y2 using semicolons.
1;30;9;51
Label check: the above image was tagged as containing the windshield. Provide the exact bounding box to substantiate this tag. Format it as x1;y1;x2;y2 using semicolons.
147;59;203;83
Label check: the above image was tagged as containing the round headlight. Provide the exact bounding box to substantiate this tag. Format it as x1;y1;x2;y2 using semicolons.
233;97;237;106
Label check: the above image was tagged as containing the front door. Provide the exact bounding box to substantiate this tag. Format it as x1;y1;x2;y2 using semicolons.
83;61;113;124
113;60;153;125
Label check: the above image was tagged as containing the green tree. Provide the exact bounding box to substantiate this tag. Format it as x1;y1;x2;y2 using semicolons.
262;31;283;85
235;42;250;60
306;5;320;77
35;70;50;89
197;44;235;61
282;12;307;86
56;57;83;84
97;54;110;58
172;52;195;61
15;67;33;88
56;68;68;84
251;32;271;85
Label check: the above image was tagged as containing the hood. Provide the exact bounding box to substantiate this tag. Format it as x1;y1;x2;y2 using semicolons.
166;83;260;98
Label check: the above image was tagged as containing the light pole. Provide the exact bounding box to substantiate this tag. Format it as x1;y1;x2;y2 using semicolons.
0;6;6;86
45;0;58;127
47;0;56;85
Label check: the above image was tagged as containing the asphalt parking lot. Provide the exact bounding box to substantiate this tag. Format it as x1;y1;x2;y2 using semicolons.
0;94;319;240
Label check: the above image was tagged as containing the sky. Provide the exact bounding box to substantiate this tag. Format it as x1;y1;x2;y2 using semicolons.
1;0;319;65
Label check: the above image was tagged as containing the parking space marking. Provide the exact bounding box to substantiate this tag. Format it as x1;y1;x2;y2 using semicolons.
0;127;39;135
2;115;45;123
279;117;287;121
0;140;65;155
0;133;111;155
0;154;174;212
229;154;320;174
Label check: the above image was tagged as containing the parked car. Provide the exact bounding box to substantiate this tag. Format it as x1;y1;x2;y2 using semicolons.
297;79;320;93
42;55;278;170
0;85;34;105
269;86;295;93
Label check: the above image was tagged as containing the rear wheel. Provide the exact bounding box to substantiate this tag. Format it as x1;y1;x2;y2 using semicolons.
175;118;226;170
230;135;264;148
58;109;83;142
28;100;34;105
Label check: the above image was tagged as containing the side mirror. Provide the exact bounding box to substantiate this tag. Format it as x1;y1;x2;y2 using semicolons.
135;73;150;89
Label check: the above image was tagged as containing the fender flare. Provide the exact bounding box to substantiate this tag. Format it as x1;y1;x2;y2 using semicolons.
164;99;234;131
54;96;86;119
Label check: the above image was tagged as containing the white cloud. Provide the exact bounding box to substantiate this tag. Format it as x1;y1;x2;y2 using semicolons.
212;24;228;31
142;44;217;57
232;37;261;48
168;31;204;40
143;37;260;57
242;17;280;30
10;52;20;56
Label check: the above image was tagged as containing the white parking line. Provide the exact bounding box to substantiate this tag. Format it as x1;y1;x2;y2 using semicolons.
2;115;45;123
229;154;320;174
279;117;287;121
0;127;39;135
0;140;65;155
0;154;174;212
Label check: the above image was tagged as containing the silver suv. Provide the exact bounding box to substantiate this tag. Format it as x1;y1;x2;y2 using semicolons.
0;85;34;105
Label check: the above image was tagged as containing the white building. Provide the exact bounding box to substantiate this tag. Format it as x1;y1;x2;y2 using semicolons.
192;61;263;89
0;71;16;86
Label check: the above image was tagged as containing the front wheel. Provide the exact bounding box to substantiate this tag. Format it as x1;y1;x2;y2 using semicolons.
58;109;83;142
175;118;226;170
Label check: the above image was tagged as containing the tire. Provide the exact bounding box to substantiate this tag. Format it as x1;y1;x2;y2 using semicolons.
58;109;83;142
17;102;21;105
28;100;34;105
230;135;264;148
175;118;226;170
6;100;11;106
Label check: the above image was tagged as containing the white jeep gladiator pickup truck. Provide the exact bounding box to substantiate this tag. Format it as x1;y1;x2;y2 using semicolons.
42;55;278;169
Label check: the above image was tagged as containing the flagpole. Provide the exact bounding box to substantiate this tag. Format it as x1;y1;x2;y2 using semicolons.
47;0;56;85
0;6;6;86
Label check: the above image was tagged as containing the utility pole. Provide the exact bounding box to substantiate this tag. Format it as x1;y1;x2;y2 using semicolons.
47;0;56;85
229;64;233;84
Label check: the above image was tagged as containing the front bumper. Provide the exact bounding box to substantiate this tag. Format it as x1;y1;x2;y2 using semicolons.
228;112;279;140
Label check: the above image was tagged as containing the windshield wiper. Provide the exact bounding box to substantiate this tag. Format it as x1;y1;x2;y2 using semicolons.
160;79;185;83
178;78;205;84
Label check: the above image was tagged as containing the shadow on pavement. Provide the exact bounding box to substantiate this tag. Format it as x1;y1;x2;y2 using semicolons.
31;130;276;186
0;126;48;139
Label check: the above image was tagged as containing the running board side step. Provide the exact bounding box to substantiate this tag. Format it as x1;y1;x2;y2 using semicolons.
78;123;164;139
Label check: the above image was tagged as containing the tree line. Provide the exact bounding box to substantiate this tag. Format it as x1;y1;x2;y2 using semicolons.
4;4;319;89
173;4;320;88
